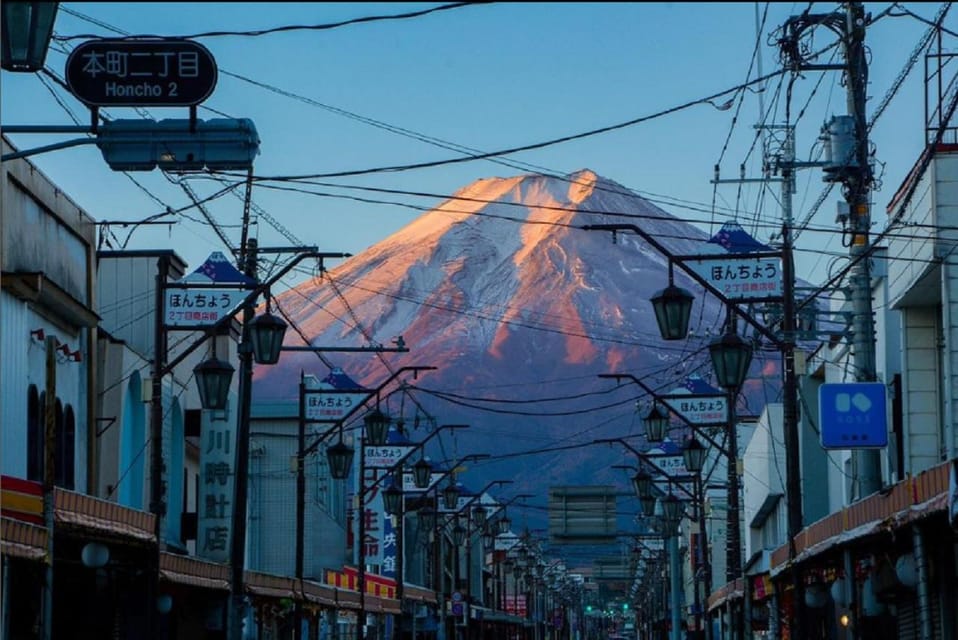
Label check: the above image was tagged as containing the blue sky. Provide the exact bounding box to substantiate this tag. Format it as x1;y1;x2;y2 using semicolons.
2;2;951;288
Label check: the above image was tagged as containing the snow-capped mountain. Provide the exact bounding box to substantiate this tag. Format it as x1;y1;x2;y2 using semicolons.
254;169;775;513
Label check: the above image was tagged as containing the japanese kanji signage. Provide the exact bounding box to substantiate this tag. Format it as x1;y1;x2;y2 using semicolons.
65;38;217;106
659;393;728;426
304;390;371;422
684;255;782;301
645;444;693;498
164;252;253;328
364;445;416;469
164;287;243;327
197;411;235;563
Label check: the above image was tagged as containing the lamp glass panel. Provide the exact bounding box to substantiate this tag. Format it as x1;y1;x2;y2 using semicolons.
193;357;234;411
364;410;390;446
683;438;707;473
249;312;287;365
326;441;354;480
412;458;432;489
1;2;58;71
383;483;402;515
650;285;694;341
442;484;459;510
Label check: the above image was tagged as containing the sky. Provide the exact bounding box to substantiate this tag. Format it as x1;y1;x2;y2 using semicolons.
2;2;954;291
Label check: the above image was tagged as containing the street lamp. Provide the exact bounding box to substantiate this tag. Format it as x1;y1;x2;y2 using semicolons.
643;404;670;443
682;437;708;474
1;1;58;72
452;520;467;546
631;468;654;500
248;310;287;365
326;435;354;480
709;322;753;391
193;355;234;411
363;409;390;446
383;480;403;516
412;457;432;489
649;267;694;341
472;504;487;527
442;482;460;510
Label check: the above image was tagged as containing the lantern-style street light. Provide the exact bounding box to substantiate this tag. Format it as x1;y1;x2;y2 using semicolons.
412;457;432;489
326;436;355;481
643;403;670;442
1;1;58;72
193;356;235;411
631;468;654;500
682;437;708;474
383;480;403;516
650;267;695;341
248;310;287;365
363;409;390;446
442;482;460;511
709;322;753;391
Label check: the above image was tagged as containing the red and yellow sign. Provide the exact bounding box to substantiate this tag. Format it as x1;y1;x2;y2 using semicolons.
1;475;43;525
325;566;396;599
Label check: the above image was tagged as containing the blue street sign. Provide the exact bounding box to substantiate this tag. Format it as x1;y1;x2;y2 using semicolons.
819;382;888;449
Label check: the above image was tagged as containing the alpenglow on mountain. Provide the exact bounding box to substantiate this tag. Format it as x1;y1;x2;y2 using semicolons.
254;169;766;504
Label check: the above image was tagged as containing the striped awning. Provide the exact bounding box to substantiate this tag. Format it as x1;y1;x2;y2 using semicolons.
1;517;47;560
159;552;229;591
54;488;155;542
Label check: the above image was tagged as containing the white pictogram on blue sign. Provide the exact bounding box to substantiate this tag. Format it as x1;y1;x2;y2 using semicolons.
819;382;888;449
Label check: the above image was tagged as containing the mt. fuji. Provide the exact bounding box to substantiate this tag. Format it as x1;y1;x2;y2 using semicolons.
255;169;773;516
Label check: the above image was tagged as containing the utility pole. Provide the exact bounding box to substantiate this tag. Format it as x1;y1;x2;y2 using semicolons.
843;1;882;497
228;237;258;640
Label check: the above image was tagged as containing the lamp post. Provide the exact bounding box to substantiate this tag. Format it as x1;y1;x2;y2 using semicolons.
602;436;712;640
1;1;58;72
682;437;711;640
329;423;471;640
597;372;733;639
585;221;804;638
410;455;490;640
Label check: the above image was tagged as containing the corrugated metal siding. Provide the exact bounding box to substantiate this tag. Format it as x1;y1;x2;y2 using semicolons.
1;291;30;477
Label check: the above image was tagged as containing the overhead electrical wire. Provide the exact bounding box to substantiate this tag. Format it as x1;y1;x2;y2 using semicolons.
55;2;491;41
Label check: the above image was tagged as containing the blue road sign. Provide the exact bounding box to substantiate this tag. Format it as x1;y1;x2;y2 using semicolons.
819;382;888;449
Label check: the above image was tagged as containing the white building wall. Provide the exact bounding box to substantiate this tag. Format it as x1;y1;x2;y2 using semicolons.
936;153;958;460
742;404;785;562
901;307;941;471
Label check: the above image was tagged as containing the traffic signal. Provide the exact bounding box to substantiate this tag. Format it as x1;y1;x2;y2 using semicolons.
96;117;260;171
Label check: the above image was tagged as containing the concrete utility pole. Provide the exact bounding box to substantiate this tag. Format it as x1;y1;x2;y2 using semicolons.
842;1;882;498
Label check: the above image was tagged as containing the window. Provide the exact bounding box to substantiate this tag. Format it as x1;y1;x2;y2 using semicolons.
27;385;41;481
57;404;76;490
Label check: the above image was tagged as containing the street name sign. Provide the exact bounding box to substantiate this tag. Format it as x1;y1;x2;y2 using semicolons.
819;382;888;449
304;390;371;422
682;254;783;301
66;38;217;106
363;445;416;469
164;286;243;327
659;393;728;426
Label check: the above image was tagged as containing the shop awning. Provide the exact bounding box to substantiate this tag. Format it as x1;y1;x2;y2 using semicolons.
707;577;745;612
54;488;155;542
159;552;229;591
402;584;437;605
246;571;297;599
769;460;950;575
1;517;47;561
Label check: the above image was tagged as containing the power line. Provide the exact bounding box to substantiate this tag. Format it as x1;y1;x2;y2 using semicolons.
56;2;491;41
